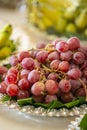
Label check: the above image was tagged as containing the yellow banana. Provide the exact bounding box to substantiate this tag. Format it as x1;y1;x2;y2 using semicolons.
0;46;11;59
5;40;16;51
75;9;87;29
0;24;12;48
56;17;67;33
64;5;80;20
84;28;87;36
65;23;77;33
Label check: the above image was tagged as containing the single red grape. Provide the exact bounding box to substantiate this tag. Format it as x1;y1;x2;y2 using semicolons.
67;37;80;50
18;51;30;62
67;68;81;80
21;58;35;70
18;78;30;90
59;79;71;93
5;73;17;84
60;50;73;61
0;81;8;94
20;69;30;79
47;51;59;61
45;94;57;104
17;90;29;99
28;70;40;84
58;61;69;72
73;52;85;64
50;60;60;70
9;55;19;66
31;81;45;96
56;41;69;52
45;80;59;95
7;67;18;75
0;66;8;74
6;84;19;96
36;50;48;63
61;92;74;103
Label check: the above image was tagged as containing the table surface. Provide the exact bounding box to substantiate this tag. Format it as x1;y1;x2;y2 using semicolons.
0;7;80;130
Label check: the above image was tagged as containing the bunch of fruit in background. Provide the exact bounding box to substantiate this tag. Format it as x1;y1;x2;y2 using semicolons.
27;0;87;40
0;24;17;60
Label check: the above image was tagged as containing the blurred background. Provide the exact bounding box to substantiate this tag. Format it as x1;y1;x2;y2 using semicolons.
0;0;87;60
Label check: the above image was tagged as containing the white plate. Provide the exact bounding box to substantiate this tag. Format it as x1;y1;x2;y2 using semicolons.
0;94;87;130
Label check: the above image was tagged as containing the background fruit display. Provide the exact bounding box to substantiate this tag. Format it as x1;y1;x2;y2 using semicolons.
0;24;17;60
27;0;87;40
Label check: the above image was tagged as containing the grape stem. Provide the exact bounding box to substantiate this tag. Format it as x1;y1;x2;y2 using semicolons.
42;64;66;80
79;78;87;101
42;64;52;72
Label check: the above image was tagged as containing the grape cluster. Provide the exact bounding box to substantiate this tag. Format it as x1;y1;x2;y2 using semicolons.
0;37;87;104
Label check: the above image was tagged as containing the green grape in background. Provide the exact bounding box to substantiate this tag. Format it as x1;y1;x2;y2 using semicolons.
75;8;87;30
0;24;12;48
0;46;11;59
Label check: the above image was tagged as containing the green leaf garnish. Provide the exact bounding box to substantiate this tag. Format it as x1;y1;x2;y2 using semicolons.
3;63;11;69
17;96;86;109
79;114;87;130
1;95;11;102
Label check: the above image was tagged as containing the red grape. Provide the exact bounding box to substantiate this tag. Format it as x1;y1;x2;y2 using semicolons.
21;58;35;70
73;52;85;64
75;88;86;97
36;50;48;63
31;81;45;96
0;66;8;74
32;95;44;103
20;69;30;79
47;51;59;61
81;60;87;70
67;37;80;50
28;70;40;84
45;80;59;95
9;55;19;66
45;94;57;104
69;64;78;70
17;90;29;99
69;79;81;93
5;73;17;84
7;67;18;75
60;50;73;61
52;39;62;47
58;61;69;72
67;68;81;80
18;51;30;62
36;42;46;49
78;45;87;58
56;41;69;52
18;78;30;90
83;68;87;79
50;60;60;70
59;79;71;93
47;73;58;81
61;92;74;103
6;84;19;96
0;81;8;94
